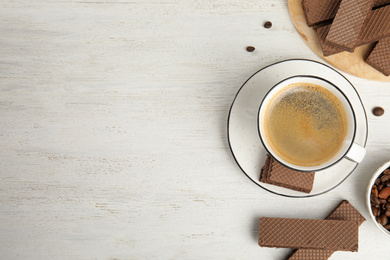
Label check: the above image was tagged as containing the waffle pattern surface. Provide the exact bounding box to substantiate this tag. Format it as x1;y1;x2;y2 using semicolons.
259;155;315;193
374;0;390;8
366;38;390;76
302;0;390;27
326;200;366;224
316;24;344;56
360;5;390;45
287;200;365;260
326;0;374;51
258;217;359;251
302;0;341;26
288;249;334;260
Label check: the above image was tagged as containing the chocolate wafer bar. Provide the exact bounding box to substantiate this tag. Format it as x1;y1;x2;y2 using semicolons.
287;200;365;260
326;0;374;52
258;218;359;251
316;5;390;57
366;38;390;76
302;0;342;27
316;24;345;56
260;155;315;193
359;5;390;45
302;0;390;27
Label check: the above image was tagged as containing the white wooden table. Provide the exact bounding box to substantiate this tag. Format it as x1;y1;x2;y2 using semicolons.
1;1;390;259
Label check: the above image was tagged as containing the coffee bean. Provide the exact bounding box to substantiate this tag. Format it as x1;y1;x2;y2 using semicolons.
382;175;390;183
372;185;379;197
246;46;255;52
380;214;388;226
373;107;384;116
371;193;381;205
372;206;380;217
370;170;390;228
264;21;272;29
379;187;390;199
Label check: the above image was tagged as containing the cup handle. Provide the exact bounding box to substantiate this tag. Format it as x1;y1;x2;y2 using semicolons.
345;143;366;163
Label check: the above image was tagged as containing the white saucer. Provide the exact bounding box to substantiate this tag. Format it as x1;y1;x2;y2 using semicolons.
227;59;368;197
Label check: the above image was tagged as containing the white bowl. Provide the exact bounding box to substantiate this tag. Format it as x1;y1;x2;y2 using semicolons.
366;161;390;237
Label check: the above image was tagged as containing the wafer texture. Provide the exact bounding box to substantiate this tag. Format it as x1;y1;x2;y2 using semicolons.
359;5;390;45
366;38;390;76
258;218;359;251
316;5;390;56
302;0;390;27
316;24;344;56
288;249;334;260
326;200;366;224
287;200;365;260
302;0;341;26
374;0;390;8
326;0;374;51
259;155;315;193
268;159;315;193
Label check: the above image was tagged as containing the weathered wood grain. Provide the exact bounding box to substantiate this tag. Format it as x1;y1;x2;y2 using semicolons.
0;1;389;259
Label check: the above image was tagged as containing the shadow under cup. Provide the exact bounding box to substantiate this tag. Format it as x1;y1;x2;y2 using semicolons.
258;75;365;172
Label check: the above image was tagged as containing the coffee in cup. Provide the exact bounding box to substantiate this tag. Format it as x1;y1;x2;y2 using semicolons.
263;82;348;167
258;76;366;172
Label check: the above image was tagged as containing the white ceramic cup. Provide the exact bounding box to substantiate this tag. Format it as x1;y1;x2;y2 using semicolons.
258;75;366;172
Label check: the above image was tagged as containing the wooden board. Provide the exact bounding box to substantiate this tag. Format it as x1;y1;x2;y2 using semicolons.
288;0;390;82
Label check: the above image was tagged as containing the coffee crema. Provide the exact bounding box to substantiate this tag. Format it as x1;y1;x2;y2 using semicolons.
263;82;348;167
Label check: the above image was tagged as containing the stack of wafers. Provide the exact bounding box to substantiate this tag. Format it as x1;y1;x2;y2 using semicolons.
258;200;366;260
302;0;390;76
